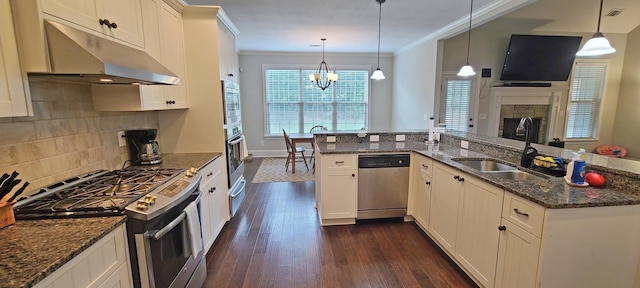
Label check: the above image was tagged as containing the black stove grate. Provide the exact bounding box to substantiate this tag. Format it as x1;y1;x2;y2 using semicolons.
14;167;183;219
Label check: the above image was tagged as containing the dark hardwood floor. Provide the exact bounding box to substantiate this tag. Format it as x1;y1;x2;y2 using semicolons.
203;158;477;288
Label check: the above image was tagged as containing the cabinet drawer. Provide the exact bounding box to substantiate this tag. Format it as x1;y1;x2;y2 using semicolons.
199;157;223;184
502;193;545;237
322;154;356;170
414;154;433;178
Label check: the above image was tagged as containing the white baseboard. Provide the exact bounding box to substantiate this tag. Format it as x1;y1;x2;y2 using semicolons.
247;149;289;158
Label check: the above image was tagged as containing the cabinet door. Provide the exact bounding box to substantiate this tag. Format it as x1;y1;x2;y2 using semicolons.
415;174;432;230
41;0;102;31
100;0;144;47
455;176;504;288
0;0;30;117
157;3;187;108
217;21;238;81
495;219;541;288
430;164;463;255
97;263;132;288
321;169;357;219
199;158;227;252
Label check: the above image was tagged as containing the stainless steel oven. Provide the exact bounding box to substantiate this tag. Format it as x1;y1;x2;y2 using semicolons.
128;175;206;288
225;125;246;217
14;167;206;288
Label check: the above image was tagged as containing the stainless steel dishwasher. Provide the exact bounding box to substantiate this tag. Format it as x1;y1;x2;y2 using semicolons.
357;154;410;219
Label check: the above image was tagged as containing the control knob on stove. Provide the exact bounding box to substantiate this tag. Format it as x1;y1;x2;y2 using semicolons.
144;195;157;205
136;200;149;211
186;167;198;177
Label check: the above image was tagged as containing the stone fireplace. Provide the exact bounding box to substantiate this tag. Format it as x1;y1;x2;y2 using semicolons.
499;105;550;144
489;87;567;145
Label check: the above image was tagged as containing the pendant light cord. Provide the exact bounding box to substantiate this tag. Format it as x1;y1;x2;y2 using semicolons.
596;0;603;33
376;0;383;68
465;0;474;64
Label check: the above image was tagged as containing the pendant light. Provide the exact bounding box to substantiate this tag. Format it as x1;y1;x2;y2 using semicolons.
457;0;476;77
576;0;616;57
309;38;338;90
370;0;385;80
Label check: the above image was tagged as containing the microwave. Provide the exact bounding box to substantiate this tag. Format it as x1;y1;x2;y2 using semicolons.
222;80;241;127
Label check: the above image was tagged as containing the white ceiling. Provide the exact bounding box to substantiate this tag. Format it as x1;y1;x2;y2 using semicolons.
182;0;640;53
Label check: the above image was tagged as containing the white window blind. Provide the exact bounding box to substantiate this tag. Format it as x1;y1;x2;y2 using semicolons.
565;62;606;139
444;79;472;132
265;68;369;135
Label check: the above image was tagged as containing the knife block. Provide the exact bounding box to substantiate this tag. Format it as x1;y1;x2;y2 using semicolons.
0;202;15;229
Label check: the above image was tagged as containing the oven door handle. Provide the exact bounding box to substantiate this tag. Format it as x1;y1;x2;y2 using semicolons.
228;136;243;145
230;179;246;198
149;211;187;240
147;193;203;240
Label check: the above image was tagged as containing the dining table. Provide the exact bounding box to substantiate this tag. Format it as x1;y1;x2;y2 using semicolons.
287;132;314;173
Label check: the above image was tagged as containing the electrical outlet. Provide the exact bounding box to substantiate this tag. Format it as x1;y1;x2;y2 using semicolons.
396;134;405;141
461;140;469;149
117;131;126;147
370;135;379;142
327;136;336;142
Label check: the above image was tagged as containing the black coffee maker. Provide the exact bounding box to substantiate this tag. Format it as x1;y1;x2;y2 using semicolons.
124;129;162;165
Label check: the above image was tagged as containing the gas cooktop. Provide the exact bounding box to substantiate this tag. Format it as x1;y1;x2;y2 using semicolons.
13;167;186;219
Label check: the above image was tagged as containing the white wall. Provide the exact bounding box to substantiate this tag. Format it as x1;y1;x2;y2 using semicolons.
238;52;393;157
391;39;441;130
612;25;640;159
441;27;629;152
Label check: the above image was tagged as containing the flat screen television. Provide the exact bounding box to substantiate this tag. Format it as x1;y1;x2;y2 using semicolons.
499;35;583;82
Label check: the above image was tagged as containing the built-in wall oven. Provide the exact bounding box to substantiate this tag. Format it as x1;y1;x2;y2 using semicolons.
222;80;246;217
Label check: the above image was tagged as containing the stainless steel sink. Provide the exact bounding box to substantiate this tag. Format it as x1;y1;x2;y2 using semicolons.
453;159;518;172
453;158;544;181
486;171;539;181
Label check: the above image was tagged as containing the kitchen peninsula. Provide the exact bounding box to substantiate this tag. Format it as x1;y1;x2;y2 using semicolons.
313;130;640;288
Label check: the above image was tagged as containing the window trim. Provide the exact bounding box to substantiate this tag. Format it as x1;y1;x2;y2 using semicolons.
563;59;609;142
261;64;372;137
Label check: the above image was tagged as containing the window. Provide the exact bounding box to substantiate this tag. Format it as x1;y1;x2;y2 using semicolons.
264;67;369;135
441;75;475;133
565;61;607;140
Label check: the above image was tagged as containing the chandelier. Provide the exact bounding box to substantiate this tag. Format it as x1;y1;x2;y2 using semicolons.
309;38;338;90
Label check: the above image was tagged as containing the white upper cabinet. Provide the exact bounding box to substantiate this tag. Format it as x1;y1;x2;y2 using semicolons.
92;0;187;111
1;0;31;117
41;0;145;48
217;11;239;81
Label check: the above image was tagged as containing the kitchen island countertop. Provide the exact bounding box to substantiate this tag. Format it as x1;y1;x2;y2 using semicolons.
315;139;640;209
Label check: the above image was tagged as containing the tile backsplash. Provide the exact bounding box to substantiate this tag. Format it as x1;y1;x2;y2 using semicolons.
0;79;158;196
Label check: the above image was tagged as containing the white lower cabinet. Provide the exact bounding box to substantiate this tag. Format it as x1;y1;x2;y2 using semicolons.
454;176;504;288
409;153;432;231
429;163;463;255
34;224;132;288
316;153;357;225
199;157;229;252
494;218;541;288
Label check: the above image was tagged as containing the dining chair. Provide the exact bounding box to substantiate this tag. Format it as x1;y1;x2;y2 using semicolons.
283;129;309;172
309;125;327;173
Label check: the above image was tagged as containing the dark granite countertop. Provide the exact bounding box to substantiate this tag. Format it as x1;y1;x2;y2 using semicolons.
0;153;221;288
0;217;126;288
316;139;640;209
160;152;222;170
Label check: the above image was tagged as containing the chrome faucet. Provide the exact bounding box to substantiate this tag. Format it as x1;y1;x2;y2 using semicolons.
516;116;538;168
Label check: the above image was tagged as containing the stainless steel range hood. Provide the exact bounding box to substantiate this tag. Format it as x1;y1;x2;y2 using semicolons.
29;20;180;85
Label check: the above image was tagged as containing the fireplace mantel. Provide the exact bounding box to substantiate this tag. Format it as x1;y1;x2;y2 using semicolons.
489;87;567;144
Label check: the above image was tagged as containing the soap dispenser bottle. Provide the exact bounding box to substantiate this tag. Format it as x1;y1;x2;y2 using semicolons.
570;148;587;184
